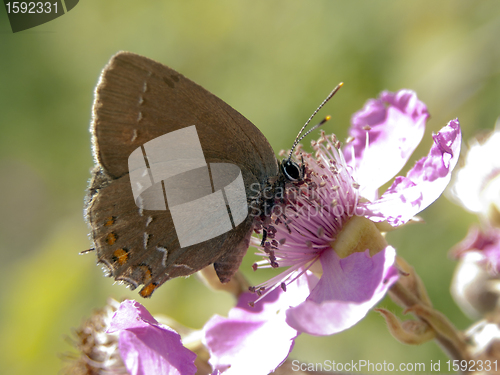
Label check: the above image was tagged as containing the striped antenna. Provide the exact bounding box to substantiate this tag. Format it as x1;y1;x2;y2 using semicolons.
288;82;343;160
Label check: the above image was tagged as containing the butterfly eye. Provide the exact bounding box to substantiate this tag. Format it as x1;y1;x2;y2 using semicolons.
282;159;302;181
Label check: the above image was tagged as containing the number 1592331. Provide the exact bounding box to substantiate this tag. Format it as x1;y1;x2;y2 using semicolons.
5;2;58;14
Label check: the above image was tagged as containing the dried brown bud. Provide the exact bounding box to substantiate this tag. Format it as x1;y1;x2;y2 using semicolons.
375;308;435;345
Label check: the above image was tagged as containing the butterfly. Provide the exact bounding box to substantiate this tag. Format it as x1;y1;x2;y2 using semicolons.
85;51;340;297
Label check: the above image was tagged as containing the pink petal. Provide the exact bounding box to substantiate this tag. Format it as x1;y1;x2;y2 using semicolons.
344;90;429;198
451;225;500;274
285;247;398;335
107;300;197;375
365;119;461;226
203;275;313;375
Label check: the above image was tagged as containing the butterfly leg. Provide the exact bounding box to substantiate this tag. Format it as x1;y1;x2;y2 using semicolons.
260;228;268;247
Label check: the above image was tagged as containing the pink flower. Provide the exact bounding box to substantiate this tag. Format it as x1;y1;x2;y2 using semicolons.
451;226;500;274
448;123;500;317
202;274;313;375
345;90;429;202
107;300;197;375
250;90;461;336
449;226;500;318
449;121;500;222
447;123;500;267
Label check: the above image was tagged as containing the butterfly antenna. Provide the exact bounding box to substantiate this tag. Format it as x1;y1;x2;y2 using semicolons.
288;82;343;160
295;116;331;145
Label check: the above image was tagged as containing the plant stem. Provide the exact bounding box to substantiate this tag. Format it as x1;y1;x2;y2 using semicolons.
389;280;472;373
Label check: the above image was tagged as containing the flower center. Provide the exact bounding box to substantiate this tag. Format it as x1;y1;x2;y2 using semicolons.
329;215;388;258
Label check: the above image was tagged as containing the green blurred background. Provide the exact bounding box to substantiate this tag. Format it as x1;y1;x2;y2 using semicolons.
1;1;499;374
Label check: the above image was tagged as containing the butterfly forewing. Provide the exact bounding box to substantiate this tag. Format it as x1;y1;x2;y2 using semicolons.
86;51;278;297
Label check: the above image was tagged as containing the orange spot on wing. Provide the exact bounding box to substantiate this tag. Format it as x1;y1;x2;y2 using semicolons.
137;264;152;283
106;232;117;245
140;283;158;298
104;216;116;226
113;248;129;265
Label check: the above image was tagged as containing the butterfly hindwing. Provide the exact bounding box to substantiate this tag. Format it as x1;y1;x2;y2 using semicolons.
86;51;278;297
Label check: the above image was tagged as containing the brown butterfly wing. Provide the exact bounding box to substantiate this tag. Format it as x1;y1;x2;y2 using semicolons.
86;51;278;297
